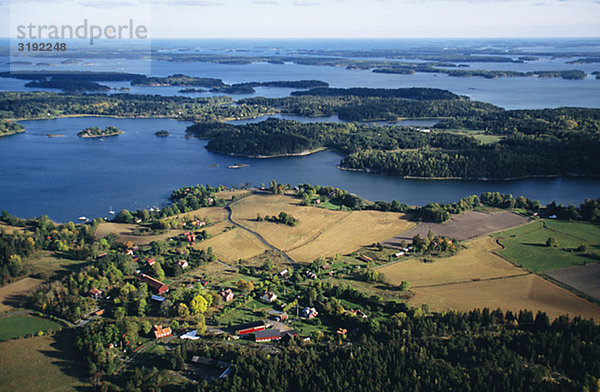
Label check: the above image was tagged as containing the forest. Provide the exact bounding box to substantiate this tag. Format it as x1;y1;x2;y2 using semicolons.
0;119;25;136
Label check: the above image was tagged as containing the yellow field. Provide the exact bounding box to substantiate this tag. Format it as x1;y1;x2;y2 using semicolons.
231;194;414;263
378;236;524;287
0;333;89;392
196;227;268;263
0;278;42;313
173;206;228;223
214;189;251;201
409;274;600;321
94;222;183;245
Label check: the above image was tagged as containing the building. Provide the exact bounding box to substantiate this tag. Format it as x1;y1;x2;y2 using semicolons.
139;273;169;295
260;291;277;303
146;258;156;266
219;288;234;302
254;329;281;342
359;255;374;263
393;252;405;258
153;325;172;339
178;260;189;269
233;320;265;335
302;307;318;319
94;309;105;317
150;294;166;303
279;269;288;277
89;288;103;299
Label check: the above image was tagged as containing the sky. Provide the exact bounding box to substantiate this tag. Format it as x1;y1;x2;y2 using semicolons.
1;0;599;39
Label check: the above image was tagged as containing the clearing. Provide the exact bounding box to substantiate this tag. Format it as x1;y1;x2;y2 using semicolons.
0;331;89;392
494;220;600;272
546;262;600;302
377;236;525;287
196;227;269;263
385;210;529;246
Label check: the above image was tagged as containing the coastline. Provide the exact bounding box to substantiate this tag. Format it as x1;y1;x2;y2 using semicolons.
0;129;25;138
210;147;327;159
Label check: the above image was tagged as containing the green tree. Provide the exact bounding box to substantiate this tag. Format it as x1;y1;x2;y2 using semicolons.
189;295;208;314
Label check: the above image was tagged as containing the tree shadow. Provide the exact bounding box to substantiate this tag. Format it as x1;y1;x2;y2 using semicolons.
522;242;548;248
39;329;93;392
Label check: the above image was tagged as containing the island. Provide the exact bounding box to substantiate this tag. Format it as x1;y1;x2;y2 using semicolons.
0;119;25;137
155;130;171;137
77;126;124;138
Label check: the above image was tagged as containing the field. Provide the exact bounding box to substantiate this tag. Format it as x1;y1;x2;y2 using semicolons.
0;315;62;341
385;210;529;246
230;194;414;263
0;278;42;313
196;227;269;263
495;220;600;272
546;262;600;302
0;332;89;392
440;129;503;145
377;236;525;287
408;274;600;321
94;222;184;245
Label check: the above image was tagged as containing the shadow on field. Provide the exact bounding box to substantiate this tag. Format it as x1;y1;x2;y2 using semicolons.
40;329;93;392
523;242;548;248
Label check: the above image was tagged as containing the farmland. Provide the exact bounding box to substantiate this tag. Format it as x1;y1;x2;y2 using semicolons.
385;210;529;246
0;332;89;392
0;278;42;313
408;273;600;321
0;314;61;341
494;220;600;272
377;236;525;287
230;194;414;263
546;262;600;302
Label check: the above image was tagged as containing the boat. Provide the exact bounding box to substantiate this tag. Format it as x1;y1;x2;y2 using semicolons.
78;216;88;222
228;163;249;169
108;207;115;215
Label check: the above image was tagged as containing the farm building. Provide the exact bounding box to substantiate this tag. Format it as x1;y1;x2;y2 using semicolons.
146;258;156;266
359;255;374;263
153;325;172;339
219;288;235;302
394;252;404;257
89;288;103;299
139;273;169;295
268;310;288;321
233;320;265;335
254;329;282;342
260;291;278;303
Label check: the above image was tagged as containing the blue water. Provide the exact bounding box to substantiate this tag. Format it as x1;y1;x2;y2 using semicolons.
2;38;600;222
1;116;599;223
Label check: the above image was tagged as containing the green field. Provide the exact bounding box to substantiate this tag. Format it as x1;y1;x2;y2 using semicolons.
494;220;600;272
439;129;503;145
0;315;62;341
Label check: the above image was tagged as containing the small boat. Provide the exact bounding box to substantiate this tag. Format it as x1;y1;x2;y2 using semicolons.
108;207;115;215
228;163;249;169
78;216;88;222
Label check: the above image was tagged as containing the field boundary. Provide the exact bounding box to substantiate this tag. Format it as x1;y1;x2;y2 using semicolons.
411;272;530;289
542;271;600;308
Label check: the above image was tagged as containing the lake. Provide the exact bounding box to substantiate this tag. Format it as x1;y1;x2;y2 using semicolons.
1;116;599;222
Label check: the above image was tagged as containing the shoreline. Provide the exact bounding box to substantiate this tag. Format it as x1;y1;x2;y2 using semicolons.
210;147;328;159
0;129;25;138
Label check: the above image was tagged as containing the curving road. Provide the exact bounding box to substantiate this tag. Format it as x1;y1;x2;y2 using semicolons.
225;198;298;269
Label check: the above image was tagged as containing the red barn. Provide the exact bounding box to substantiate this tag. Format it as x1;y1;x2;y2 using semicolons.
138;273;169;295
233;321;265;335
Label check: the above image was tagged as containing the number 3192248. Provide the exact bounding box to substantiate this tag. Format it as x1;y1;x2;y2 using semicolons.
17;42;67;52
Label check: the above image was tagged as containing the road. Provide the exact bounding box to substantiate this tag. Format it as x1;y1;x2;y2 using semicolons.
225;197;299;269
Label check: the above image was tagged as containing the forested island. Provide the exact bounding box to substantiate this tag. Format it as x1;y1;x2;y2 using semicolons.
155;130;171;137
0;119;25;137
77;126;123;138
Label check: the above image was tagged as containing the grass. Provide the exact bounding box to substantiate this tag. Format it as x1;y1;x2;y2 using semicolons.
25;251;88;280
0;330;89;392
0;315;62;341
440;129;502;145
494;220;600;272
0;277;43;313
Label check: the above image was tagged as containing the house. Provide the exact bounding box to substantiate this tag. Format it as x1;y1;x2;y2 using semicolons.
180;330;201;340
139;273;169;295
95;309;105;316
302;307;318;319
178;260;189;269
359;255;374;263
146;258;156;266
394;252;405;257
153;325;172;339
89;288;103;299
305;271;317;279
279;269;288;277
233;320;265;335
280;329;297;342
219;288;234;302
260;291;277;303
276;312;288;322
254;329;281;342
125;249;134;256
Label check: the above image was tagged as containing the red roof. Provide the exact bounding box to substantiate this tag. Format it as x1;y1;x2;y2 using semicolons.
153;325;172;339
139;274;169;294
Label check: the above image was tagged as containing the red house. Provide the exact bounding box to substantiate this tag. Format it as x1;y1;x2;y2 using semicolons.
139;273;169;295
153;325;172;339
